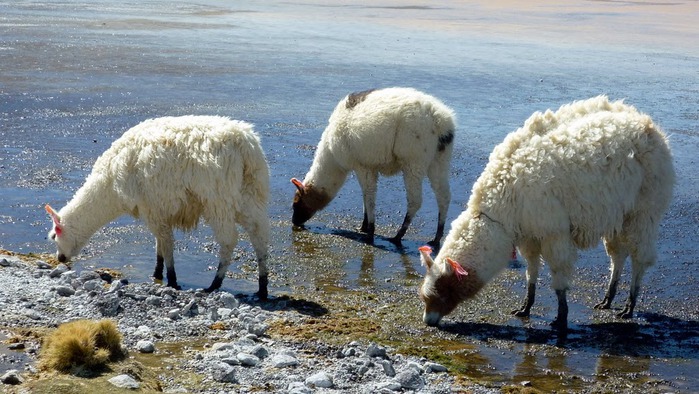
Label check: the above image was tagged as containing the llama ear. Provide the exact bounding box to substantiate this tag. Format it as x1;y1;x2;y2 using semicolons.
446;257;468;281
45;204;63;236
291;178;305;194
418;245;434;270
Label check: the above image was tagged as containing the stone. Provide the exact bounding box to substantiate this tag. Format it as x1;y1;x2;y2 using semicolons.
366;342;387;359
219;292;239;308
288;381;312;394
272;353;299;368
49;263;69;278
237;352;260;367
136;340;155;353
0;369;23;385
55;286;75;297
108;374;140;389
425;362;447;373
250;344;269;359
0;258;11;267
395;369;424;390
379;359;396;377
145;295;162;307
305;371;333;388
211;362;237;383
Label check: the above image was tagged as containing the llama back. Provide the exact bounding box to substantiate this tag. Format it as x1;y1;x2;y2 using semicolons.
470;106;673;248
94;116;267;227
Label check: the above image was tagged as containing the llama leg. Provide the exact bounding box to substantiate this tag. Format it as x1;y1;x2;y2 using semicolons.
542;236;576;330
595;236;628;309
427;157;451;248
206;218;239;293
619;233;656;319
238;206;271;299
390;170;423;245
355;169;378;243
512;241;541;317
153;229;179;289
153;237;165;280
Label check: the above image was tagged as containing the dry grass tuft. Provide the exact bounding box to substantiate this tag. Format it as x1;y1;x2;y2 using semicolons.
39;319;125;373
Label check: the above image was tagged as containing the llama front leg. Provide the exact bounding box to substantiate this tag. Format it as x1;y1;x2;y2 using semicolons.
239;208;271;299
355;169;378;243
427;160;450;248
619;244;654;319
595;236;628;310
206;220;239;293
153;237;165;281
542;237;576;330
390;171;423;246
512;241;542;317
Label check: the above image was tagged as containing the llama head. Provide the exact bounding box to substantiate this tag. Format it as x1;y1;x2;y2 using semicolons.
45;204;78;263
290;178;331;226
418;245;482;326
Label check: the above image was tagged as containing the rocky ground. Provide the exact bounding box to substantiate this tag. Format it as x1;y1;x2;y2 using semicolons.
0;251;495;393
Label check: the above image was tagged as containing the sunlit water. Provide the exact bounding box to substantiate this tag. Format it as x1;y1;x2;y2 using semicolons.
1;0;698;391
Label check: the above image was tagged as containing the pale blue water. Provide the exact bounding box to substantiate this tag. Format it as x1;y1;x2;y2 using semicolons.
1;0;698;390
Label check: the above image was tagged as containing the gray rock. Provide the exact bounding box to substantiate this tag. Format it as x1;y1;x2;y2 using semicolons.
136;340;155;353
36;260;52;269
1;369;23;385
108;374;140;389
272;353;299;368
82;279;102;291
79;271;101;281
394;369;424;390
55;286;75;297
376;380;402;392
145;295;162;307
288;381;312;394
95;293;120;316
217;307;233;319
250;344;269;359
219;292;239;308
425;361;447;373
182;299;198;317
211;362;237;383
237;352;260;367
0;258;11;267
305;371;333;388
366;342;388;359
379;359;396;377
49;263;69;278
135;325;152;338
167;308;181;319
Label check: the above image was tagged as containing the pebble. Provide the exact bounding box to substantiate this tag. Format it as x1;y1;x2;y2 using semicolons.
272;353;300;368
108;374;140;389
0;258;11;267
305;371;333;388
237;352;260;367
288;381;312;394
425;362;448;373
136;340;155;353
49;264;69;278
55;286;76;297
211;362;237;383
0;369;23;385
394;369;424;390
366;343;388;359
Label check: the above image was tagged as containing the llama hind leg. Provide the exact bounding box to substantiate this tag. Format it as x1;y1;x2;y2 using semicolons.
595;235;628;310
541;236;577;330
238;207;271;299
512;240;542;317
153;229;179;289
390;170;424;246
427;159;451;248
355;169;378;242
619;234;657;319
205;218;239;293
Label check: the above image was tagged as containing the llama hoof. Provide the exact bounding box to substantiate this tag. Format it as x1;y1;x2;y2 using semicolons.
388;237;403;247
511;309;530;318
617;309;633;319
167;283;182;290
550;319;568;331
594;301;611;309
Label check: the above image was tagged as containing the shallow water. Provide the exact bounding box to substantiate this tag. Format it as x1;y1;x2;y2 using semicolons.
1;0;698;391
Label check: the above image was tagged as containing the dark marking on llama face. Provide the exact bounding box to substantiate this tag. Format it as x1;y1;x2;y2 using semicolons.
438;131;454;152
346;89;376;109
292;184;332;225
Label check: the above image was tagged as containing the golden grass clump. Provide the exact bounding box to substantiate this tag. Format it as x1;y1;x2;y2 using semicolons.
39;319;125;373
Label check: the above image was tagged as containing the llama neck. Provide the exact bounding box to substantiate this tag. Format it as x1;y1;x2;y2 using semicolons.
304;139;348;201
443;210;515;285
60;173;124;250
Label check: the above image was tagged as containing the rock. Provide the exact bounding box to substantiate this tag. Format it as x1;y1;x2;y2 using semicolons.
145;295;162;307
0;258;11;267
136;340;155;353
108;374;140;389
219;292;239;308
36;260;52;269
167;309;180;319
305;371;333;388
79;271;101;281
288;381;312;394
272;353;299;368
250;344;269;359
211;362;237;383
236;352;260;367
55;286;75;297
135;325;152;338
425;361;447;373
8;342;25;350
82;279;102;291
394;369;424;390
0;369;23;385
95;293;120;316
376;380;402;392
49;263;69;278
182;299;198;317
379;359;396;377
366;342;388;359
217;307;233;319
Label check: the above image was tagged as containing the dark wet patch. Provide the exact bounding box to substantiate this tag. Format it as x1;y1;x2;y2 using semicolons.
345;89;376;109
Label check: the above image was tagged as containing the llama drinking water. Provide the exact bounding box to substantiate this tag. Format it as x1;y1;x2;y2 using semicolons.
45;116;271;297
291;87;456;247
419;96;674;330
